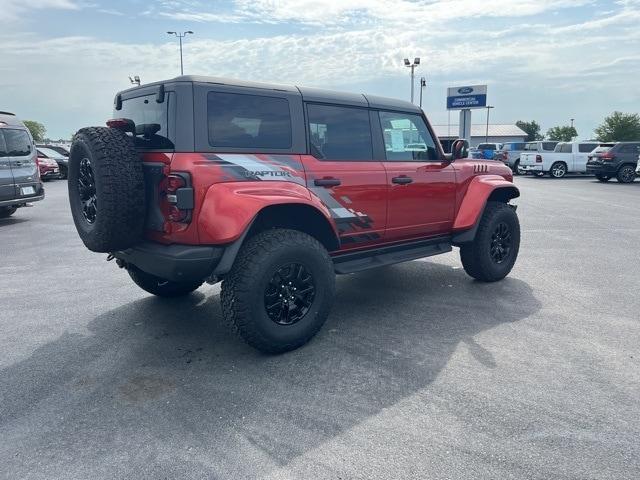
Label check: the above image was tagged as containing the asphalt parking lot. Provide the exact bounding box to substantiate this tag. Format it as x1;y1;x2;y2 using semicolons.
1;176;639;479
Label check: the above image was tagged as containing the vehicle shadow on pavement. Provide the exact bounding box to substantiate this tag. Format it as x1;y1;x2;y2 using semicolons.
0;217;29;227
0;260;541;479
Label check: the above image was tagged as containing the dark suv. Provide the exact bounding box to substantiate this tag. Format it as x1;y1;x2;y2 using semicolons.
67;76;521;353
586;142;640;183
0;112;44;218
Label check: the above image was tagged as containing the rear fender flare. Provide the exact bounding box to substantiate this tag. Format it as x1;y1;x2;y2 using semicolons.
198;181;338;244
452;175;519;244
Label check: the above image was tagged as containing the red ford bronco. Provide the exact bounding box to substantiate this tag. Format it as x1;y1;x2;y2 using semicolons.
68;76;520;353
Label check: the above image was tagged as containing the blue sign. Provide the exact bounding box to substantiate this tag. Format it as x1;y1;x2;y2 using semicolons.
446;85;488;110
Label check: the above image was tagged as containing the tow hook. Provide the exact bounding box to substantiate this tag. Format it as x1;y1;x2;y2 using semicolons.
106;253;115;261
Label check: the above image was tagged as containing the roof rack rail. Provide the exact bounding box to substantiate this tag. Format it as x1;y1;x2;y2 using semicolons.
0;111;16;116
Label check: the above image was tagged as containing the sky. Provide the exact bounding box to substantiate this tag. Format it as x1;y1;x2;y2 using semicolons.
1;0;639;140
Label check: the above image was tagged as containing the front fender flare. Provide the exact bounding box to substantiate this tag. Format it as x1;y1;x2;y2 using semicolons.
452;175;519;244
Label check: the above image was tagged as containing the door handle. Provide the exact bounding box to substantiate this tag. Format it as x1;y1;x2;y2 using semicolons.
392;176;413;185
314;178;341;187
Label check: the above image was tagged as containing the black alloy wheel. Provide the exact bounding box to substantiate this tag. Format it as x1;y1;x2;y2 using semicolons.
489;222;512;264
617;165;636;183
264;263;316;326
78;157;97;224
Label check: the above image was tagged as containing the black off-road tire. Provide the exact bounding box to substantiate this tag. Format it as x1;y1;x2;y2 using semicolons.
221;229;335;354
616;164;636;184
127;266;203;297
460;201;520;282
595;174;610;182
68;127;145;252
0;206;17;218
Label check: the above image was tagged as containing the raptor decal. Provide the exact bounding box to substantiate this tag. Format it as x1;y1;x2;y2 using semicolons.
307;177;380;243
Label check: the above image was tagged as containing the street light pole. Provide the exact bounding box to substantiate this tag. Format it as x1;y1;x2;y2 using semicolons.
419;77;426;108
485;105;494;143
570;118;575;128
167;31;194;75
404;57;420;104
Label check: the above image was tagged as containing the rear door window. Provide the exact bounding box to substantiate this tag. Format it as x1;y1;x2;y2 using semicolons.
555;143;572;153
378;111;439;161
207;92;292;149
307;104;372;160
619;143;640;153
578;143;597;153
2;129;32;157
0;131;7;156
118;93;173;149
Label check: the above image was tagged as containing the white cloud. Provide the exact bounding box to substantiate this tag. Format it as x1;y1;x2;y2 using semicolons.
154;0;594;26
0;0;79;21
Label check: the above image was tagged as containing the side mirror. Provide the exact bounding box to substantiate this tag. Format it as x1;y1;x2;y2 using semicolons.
451;139;469;160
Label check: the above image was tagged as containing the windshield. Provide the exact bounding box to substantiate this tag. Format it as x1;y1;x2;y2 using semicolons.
37;147;63;158
477;143;496;150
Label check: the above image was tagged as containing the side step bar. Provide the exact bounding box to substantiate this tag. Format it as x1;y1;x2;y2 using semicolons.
332;237;452;274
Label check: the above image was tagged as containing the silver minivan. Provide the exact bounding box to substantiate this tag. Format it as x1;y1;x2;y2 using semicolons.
0;112;44;217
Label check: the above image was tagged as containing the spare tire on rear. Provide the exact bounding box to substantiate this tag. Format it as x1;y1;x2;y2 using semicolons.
68;127;146;252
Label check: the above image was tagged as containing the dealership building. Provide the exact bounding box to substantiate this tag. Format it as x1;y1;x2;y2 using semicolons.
433;124;528;152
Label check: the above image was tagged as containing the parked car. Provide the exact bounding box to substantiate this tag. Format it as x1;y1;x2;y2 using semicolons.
475;143;502;160
36;154;60;180
496;142;527;174
520;141;600;178
0;111;44;218
66;75;521;353
636;153;640;176
468;147;483;159
37;144;69;178
586;142;640;183
36;146;68;179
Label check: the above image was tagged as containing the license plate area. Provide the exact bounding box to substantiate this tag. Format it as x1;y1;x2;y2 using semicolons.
21;186;36;196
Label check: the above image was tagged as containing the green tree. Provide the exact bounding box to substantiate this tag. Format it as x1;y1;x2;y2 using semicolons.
546;125;578;142
516;120;544;141
594;111;640;142
23;120;46;142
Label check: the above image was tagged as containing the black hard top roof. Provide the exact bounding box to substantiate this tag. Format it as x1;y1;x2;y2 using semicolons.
117;75;422;113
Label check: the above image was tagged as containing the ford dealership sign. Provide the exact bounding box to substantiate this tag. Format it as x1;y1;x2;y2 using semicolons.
447;85;487;110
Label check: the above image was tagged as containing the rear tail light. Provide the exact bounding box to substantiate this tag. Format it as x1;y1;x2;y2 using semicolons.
601;152;615;161
536;155;542;163
161;173;194;225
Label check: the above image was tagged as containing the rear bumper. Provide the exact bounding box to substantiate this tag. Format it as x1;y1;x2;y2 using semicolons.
40;169;60;179
0;194;45;208
586;163;617;175
114;242;225;283
521;164;543;173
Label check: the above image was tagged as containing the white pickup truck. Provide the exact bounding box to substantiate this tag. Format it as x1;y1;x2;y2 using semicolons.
520;141;600;178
